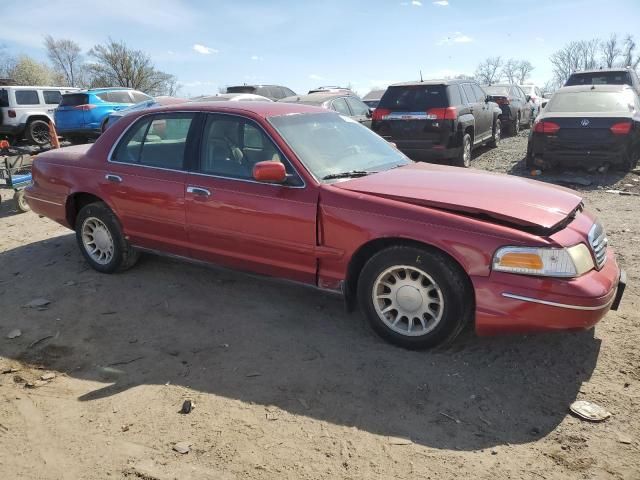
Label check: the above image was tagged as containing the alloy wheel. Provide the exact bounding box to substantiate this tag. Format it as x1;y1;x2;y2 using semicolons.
81;217;115;265
372;265;444;337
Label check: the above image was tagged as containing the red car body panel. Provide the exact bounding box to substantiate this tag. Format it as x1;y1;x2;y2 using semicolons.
25;102;623;337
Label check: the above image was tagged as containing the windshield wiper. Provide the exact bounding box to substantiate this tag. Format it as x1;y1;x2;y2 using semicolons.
322;170;377;180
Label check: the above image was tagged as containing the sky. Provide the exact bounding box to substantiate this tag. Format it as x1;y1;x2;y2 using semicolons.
1;0;639;97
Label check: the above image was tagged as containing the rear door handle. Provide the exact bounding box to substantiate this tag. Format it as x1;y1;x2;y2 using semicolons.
187;186;212;197
105;174;122;183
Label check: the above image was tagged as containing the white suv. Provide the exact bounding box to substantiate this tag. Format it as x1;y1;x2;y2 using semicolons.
519;84;545;118
0;85;80;145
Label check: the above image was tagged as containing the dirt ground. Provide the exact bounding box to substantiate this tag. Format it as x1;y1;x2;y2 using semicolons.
1;132;639;480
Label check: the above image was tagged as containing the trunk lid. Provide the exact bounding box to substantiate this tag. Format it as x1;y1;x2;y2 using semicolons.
540;113;633;152
332;163;583;231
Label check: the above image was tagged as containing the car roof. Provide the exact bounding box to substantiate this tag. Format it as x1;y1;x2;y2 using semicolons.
62;87;136;95
389;79;469;87
227;84;287;89
484;84;515;88
2;85;80;90
138;101;328;119
279;92;355;104
554;84;635;94
570;67;634;74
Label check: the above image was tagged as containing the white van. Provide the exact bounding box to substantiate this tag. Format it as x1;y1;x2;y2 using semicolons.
0;85;80;145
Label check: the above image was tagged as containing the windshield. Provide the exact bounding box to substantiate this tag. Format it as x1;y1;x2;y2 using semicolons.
484;86;509;96
269;112;411;181
546;90;636;113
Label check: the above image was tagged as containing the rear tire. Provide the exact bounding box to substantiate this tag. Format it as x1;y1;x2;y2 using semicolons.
455;133;472;168
357;246;473;350
25;119;50;146
488;119;501;148
75;202;139;274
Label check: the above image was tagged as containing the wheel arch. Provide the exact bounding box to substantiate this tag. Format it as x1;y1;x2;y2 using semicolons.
344;236;475;312
26;114;53;125
65;192;113;230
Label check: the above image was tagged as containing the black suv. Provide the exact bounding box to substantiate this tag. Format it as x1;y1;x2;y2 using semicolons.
565;68;640;95
226;84;296;101
372;80;502;167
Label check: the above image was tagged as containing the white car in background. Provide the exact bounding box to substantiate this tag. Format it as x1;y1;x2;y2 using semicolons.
0;85;80;145
519;84;545;118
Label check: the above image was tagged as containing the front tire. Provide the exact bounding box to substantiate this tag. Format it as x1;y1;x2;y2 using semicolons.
75;202;139;273
357;246;473;350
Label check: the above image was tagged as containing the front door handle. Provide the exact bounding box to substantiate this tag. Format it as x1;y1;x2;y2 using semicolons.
105;174;122;183
187;186;212;197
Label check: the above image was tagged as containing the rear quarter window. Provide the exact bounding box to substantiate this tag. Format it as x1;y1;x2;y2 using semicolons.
447;85;462;105
0;89;8;107
15;90;40;105
97;91;134;103
379;85;448;110
43;90;62;105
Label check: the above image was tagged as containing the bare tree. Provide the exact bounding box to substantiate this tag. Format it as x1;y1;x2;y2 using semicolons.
87;39;178;95
601;34;621;68
622;35;640;69
515;60;534;84
550;41;582;86
576;39;599;70
502;59;518;84
44;35;84;87
475;56;503;85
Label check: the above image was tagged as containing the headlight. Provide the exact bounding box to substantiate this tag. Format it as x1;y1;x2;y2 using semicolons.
492;244;594;277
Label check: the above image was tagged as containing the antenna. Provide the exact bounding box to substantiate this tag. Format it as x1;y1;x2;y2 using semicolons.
420;70;423;82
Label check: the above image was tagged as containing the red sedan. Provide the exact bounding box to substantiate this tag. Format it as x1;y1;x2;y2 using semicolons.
25;102;626;349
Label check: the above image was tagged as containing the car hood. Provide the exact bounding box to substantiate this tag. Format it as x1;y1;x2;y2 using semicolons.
332;163;583;231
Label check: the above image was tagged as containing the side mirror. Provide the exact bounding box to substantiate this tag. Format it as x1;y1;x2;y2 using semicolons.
253;161;286;183
366;109;373;118
526;95;532;102
485;95;491;103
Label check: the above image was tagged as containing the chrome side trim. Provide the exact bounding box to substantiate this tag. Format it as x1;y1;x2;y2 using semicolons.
501;292;613;311
24;195;63;206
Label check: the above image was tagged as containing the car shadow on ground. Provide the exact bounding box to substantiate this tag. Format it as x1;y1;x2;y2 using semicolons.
1;233;601;452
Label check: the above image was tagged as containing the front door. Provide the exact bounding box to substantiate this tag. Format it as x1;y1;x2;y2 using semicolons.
184;113;318;284
101;112;196;256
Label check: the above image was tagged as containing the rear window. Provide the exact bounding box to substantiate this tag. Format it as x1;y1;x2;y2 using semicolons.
484;86;509;96
227;86;257;94
15;90;40;105
566;71;632;87
0;89;8;107
60;93;89;107
379;85;448;111
546;90;636;113
43;90;62;105
97;91;133;103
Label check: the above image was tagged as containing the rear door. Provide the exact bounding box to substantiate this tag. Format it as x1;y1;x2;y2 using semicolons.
102;112;196;255
373;84;452;146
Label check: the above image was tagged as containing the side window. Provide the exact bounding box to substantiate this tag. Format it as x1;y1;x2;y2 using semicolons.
43;90;62;105
112;113;194;170
472;84;486;102
15;90;40;105
98;91;134;103
345;97;370;116
131;91;151;103
199;115;301;184
461;84;475;103
331;97;352;115
282;87;296;97
447;85;462;106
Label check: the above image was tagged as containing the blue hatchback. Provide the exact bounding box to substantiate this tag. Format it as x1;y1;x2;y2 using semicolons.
55;88;151;142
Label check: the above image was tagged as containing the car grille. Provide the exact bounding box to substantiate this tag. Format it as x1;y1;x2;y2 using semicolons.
588;222;608;269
